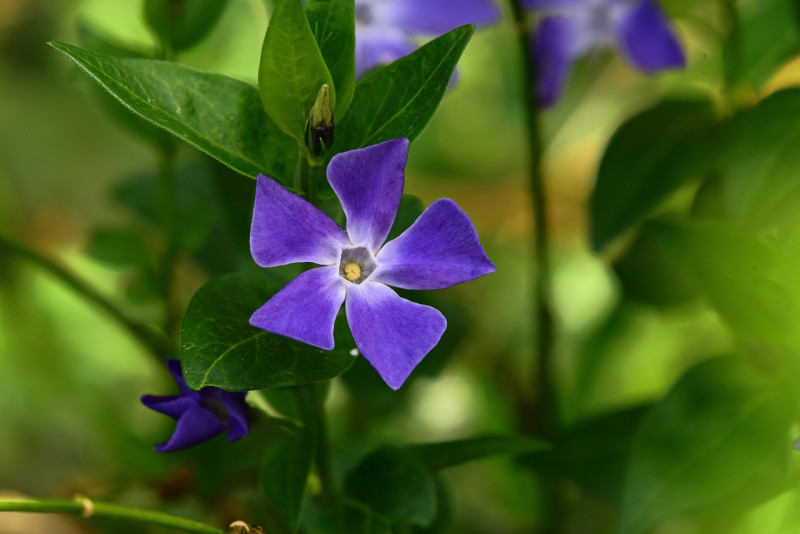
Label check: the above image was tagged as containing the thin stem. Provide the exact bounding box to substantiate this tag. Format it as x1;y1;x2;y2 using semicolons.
299;152;313;204
0;234;171;359
0;496;224;534
296;383;338;507
506;0;555;435
156;138;181;342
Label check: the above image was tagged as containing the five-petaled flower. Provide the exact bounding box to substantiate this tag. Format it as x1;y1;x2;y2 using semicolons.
525;0;686;106
141;359;249;452
354;0;500;77
249;138;495;389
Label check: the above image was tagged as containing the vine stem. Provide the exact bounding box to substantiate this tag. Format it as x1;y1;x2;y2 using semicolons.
156;137;182;342
0;233;171;360
506;0;555;435
0;496;224;534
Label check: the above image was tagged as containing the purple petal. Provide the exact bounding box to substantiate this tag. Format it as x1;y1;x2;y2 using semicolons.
250;266;345;350
220;391;250;442
534;15;581;107
250;174;349;268
327;138;408;252
141;394;196;419
356;28;415;77
523;0;584;8
374;199;495;290
155;406;225;452
383;0;500;35
617;0;685;72
165;358;198;398
345;282;446;389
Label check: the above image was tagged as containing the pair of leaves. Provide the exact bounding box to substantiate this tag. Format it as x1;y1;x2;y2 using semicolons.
51;22;472;181
343;436;548;528
617;356;795;534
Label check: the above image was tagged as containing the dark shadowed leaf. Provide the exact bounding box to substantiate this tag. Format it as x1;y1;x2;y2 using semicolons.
345;447;437;527
617;357;794;534
305;0;355;118
334;25;474;154
590;99;719;251
260;423;315;534
407;435;549;471
259;0;334;141
386;195;424;242
181;270;356;391
49;42;298;183
144;0;227;53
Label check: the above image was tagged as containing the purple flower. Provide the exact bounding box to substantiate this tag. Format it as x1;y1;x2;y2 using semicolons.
526;0;686;105
249;138;495;389
141;359;249;452
354;0;500;77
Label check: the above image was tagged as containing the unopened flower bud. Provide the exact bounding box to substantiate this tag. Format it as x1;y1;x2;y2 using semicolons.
305;84;334;166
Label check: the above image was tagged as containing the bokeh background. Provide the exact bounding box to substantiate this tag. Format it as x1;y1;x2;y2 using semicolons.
2;0;800;532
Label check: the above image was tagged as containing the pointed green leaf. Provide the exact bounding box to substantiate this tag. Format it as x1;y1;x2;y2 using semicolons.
260;423;315;533
49;42;298;183
590;99;719;251
305;0;355;119
181;271;357;391
259;0;335;141
407;436;549;472
617;357;795;534
345;447;437;527
334;25;474;154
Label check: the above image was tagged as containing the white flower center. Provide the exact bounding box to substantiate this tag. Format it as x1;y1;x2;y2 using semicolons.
339;246;377;284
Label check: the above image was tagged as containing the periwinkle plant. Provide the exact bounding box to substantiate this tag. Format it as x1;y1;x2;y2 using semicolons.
3;0;799;533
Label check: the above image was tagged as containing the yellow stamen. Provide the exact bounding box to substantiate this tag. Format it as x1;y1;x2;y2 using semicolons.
344;262;362;282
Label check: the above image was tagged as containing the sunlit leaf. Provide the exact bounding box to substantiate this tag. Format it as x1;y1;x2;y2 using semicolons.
617;357;795;534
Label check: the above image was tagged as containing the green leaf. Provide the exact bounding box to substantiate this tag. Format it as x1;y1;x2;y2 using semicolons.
714;89;800;227
617;357;795;534
144;0;227;53
181;271;357;391
641;218;794;342
407;436;549;472
305;0;355;119
259;0;335;142
614;222;701;306
590;99;719;251
311;501;391;534
731;0;800;90
334;25;474;154
344;447;437;527
260;424;315;534
49;42;298;183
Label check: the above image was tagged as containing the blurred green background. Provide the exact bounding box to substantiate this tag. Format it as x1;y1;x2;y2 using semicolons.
2;0;800;532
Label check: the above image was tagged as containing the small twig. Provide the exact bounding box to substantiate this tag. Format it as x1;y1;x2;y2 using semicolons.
0;496;224;534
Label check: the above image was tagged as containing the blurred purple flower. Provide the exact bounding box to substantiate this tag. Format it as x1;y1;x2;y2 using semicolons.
525;0;685;105
249;138;495;389
354;0;500;77
141;359;249;452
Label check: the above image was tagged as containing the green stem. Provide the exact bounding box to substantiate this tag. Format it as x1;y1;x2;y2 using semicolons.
298;151;313;204
0;496;224;534
156;138;181;342
296;383;338;507
0;234;170;359
507;0;555;435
